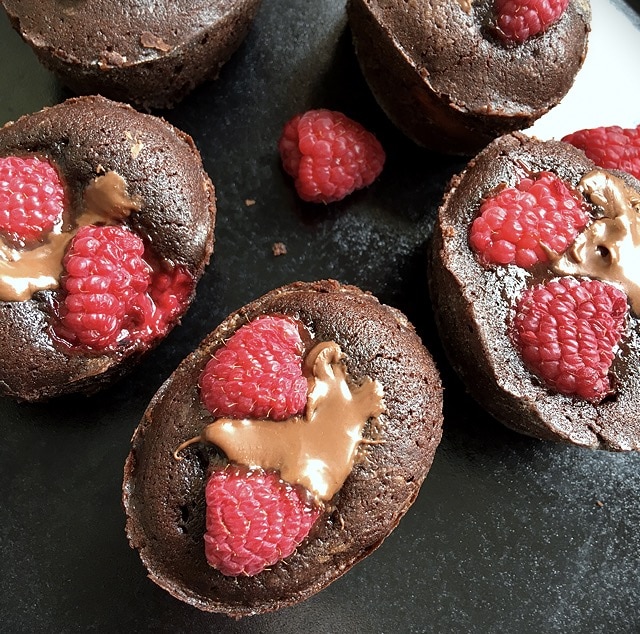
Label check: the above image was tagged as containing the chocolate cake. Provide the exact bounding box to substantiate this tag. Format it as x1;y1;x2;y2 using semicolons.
347;0;591;154
122;280;443;616
0;95;216;401
429;132;640;450
1;0;262;109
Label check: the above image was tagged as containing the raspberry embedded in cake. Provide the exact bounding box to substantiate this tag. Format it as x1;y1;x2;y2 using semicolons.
0;155;66;246
200;315;308;421
52;225;195;352
495;0;570;43
563;124;640;181
512;277;627;402
204;466;321;577
469;171;589;268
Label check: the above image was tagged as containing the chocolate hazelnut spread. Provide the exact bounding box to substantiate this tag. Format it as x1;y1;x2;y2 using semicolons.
551;170;640;315
0;170;140;302
176;340;385;502
83;171;141;223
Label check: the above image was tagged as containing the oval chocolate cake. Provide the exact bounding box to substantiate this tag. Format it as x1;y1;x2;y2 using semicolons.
0;95;216;401
429;132;640;450
122;280;443;616
1;0;262;109
347;0;591;154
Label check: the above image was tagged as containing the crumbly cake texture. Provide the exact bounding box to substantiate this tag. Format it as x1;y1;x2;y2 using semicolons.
0;96;216;401
429;132;640;450
347;0;591;154
123;280;443;617
1;0;262;109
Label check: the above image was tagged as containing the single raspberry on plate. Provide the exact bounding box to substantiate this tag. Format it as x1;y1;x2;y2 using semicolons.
200;315;308;420
0;155;66;245
204;466;320;576
469;171;589;268
562;125;640;181
278;109;385;203
495;0;569;43
55;225;152;350
512;277;628;402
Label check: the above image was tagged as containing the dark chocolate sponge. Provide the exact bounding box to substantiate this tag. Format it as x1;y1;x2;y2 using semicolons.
122;280;443;617
347;0;591;154
429;132;640;450
0;95;216;401
1;0;262;109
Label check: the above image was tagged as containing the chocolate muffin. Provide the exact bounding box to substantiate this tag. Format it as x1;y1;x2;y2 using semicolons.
429;131;640;450
123;280;443;616
347;0;591;154
1;0;262;109
0;95;215;401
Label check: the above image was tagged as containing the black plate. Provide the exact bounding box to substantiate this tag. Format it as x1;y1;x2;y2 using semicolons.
1;2;640;632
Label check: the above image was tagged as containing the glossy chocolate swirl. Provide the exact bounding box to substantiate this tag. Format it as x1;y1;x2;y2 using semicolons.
175;340;385;502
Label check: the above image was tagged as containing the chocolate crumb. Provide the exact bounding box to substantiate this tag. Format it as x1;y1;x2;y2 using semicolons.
99;50;127;68
140;32;174;53
125;131;144;159
272;242;287;256
596;499;604;508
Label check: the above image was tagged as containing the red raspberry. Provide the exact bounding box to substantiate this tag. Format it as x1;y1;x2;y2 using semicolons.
200;315;308;420
56;225;152;349
495;0;569;43
130;252;195;345
278;109;385;203
469;172;589;268
204;466;320;576
513;277;628;402
0;155;65;245
562;125;640;181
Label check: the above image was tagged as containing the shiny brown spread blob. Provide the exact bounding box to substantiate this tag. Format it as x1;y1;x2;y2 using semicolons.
176;340;385;502
551;169;640;315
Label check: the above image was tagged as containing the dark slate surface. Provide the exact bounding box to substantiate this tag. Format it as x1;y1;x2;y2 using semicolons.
1;1;640;632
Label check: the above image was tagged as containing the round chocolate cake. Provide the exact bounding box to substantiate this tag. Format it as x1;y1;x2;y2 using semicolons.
1;0;262;109
347;0;591;154
0;95;216;401
123;280;443;616
429;132;640;450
